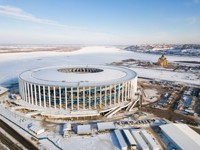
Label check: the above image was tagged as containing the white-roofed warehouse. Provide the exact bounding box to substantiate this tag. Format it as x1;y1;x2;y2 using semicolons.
160;123;200;150
97;122;116;131
131;130;149;150
114;130;128;150
28;125;45;135
77;124;91;135
122;129;137;149
139;130;160;150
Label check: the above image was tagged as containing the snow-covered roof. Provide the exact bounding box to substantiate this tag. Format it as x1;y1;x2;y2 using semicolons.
63;123;71;131
131;130;149;150
0;86;9;95
123;129;137;146
29;125;45;135
97;122;116;131
114;130;128;149
19;65;137;87
77;124;91;135
160;123;200;150
139;130;160;149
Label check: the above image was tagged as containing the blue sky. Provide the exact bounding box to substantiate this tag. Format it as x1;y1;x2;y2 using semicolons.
0;0;199;45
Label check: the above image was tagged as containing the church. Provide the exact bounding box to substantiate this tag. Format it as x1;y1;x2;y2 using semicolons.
157;54;168;67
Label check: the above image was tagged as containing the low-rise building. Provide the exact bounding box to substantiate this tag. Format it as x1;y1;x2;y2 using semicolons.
114;130;128;150
97;122;115;132
122;129;137;150
139;130;160;150
28;125;45;135
131;130;149;150
77;124;91;135
0;86;9;95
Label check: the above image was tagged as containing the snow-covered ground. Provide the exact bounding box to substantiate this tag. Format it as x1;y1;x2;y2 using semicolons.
47;133;116;150
131;67;199;85
144;89;158;98
0;46;199;86
143;88;158;103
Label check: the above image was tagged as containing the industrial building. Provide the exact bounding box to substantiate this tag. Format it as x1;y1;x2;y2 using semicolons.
114;129;161;150
131;130;149;150
139;130;160;150
18;65;137;117
160;123;200;150
114;130;128;150
122;129;137;150
97;122;116;131
77;124;92;135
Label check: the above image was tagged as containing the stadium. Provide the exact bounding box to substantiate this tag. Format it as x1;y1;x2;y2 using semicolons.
19;65;137;118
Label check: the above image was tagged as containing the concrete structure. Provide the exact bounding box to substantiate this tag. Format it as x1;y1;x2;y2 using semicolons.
63;123;71;138
97;122;115;131
63;123;71;131
157;54;168;67
122;129;137;150
160;123;200;150
131;130;149;150
139;130;160;150
77;124;91;135
114;130;128;150
19;65;137;117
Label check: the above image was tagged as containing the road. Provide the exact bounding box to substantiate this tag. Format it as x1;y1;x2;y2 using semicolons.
0;130;23;150
0;119;38;150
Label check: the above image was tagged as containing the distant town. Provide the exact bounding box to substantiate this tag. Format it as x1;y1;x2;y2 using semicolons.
124;44;200;57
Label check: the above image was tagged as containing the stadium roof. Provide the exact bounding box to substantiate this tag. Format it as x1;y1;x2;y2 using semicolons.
19;65;137;87
160;123;200;150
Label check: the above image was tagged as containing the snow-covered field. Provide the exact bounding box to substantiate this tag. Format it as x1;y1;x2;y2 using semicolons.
51;134;116;150
131;67;199;85
0;46;199;86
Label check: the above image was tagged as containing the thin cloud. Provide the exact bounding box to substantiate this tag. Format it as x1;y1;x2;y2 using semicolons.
186;16;198;24
0;5;79;29
193;0;200;4
167;17;198;25
166;18;181;23
185;0;200;5
0;5;128;44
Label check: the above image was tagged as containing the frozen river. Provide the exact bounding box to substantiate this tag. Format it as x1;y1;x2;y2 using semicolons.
0;46;199;86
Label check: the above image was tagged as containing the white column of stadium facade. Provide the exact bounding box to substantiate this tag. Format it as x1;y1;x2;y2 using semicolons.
19;78;137;110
